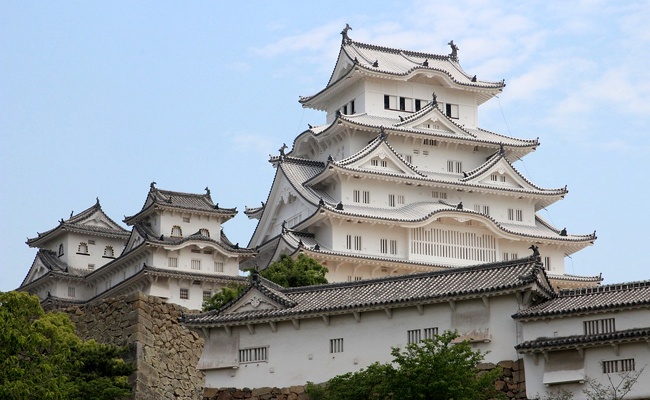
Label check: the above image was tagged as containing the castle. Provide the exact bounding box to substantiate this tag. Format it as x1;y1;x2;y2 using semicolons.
17;27;650;399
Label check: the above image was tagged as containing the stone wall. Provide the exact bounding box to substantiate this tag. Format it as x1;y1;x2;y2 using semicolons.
202;359;527;400
62;292;205;400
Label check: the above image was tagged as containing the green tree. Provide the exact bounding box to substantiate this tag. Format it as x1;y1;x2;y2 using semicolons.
260;253;328;288
202;254;328;312
306;330;504;400
202;283;247;312
0;291;134;400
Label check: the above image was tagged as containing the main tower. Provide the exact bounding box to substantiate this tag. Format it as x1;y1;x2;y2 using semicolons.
245;27;598;289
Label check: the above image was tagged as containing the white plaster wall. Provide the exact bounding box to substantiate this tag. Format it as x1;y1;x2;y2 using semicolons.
521;310;650;343
361;78;478;127
155;210;223;241
202;295;521;388
151;246;239;276
325;80;365;124
55;232;126;272
523;342;650;399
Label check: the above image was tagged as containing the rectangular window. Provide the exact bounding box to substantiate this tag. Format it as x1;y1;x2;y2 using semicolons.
503;252;509;261
68;286;75;297
353;190;360;203
432;191;447;199
491;174;498;182
88;239;95;245
350;100;355;114
342;104;348;115
423;327;439;340
330;338;344;353
403;154;413;164
474;204;490;215
544;257;551;271
214;262;224;272
415;99;421;111
508;209;523;221
183;217;191;223
239;347;268;363
203;290;212;301
500;175;506;182
191;249;201;253
371;159;378;166
511;253;518;260
445;103;459;119
381;160;387;167
423;139;437;146
413;149;420;155
397;195;405;205
584;318;616;335
384;95;397;110
191;259;201;270
168;257;178;268
422;150;429;156
380;238;388;254
384;95;390;109
407;329;422;344
390;239;398;255
345;235;362;251
363;191;370;204
88;264;95;270
447;160;462;173
389;194;396;207
602;359;635;374
399;97;406;111
180;288;189;299
354;276;362;281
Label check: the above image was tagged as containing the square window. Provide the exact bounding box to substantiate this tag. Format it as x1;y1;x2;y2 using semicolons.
180;288;189;299
330;338;344;353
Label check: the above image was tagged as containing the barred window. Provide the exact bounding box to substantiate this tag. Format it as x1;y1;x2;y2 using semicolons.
68;286;76;298
423;327;439;340
330;338;344;353
584;318;615;335
447;160;462;173
58;244;64;256
544;256;551;271
199;228;210;237
168;257;178;268
432;191;447;199
353;190;360;203
203;290;212;301
179;288;189;299
239;347;267;363
508;209;523;222
191;259;201;270
214;262;224;272
407;329;421;344
602;359;635;374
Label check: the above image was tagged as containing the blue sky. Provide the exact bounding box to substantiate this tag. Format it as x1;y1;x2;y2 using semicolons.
2;0;649;292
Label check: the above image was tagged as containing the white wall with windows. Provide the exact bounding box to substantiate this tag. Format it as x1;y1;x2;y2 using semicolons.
200;294;521;389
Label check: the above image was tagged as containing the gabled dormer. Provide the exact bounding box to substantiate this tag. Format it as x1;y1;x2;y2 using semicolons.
123;183;237;241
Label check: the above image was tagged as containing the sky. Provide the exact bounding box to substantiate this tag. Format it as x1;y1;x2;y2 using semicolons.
2;0;649;292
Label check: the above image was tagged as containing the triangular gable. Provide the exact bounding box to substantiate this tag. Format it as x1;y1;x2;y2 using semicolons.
223;286;286;314
335;138;425;179
328;45;356;86
75;208;124;230
465;156;545;192
22;254;51;286
397;105;470;137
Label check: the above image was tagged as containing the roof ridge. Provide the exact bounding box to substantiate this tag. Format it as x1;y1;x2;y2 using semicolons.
348;39;450;61
282;254;539;294
558;280;650;297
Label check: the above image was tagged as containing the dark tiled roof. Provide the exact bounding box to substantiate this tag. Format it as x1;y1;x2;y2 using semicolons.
516;327;650;352
27;199;130;246
124;184;237;224
182;256;553;326
513;280;650;320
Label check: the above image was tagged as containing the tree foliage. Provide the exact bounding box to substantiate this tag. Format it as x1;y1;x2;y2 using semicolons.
260;253;328;288
202;254;328;312
202;283;247;312
0;291;134;400
306;330;504;400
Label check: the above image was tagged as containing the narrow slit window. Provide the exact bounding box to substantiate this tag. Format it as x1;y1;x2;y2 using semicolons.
58;244;64;257
350;100;355;114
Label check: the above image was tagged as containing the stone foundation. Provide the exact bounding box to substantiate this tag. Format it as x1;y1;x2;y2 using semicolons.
62;293;205;400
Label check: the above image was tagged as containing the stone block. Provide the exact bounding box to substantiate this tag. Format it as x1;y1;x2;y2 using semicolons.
287;394;298;400
289;386;305;394
498;360;514;369
296;394;309;400
251;387;272;397
477;362;496;370
217;391;233;400
495;381;506;391
512;359;524;371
